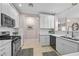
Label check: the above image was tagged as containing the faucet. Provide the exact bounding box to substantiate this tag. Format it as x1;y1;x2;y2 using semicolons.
66;26;74;38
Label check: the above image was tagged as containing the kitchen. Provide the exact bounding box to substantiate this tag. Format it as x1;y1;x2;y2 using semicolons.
0;3;79;56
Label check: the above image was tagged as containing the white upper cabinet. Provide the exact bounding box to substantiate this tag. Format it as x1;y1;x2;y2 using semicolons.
1;3;19;28
0;4;2;26
0;3;1;11
1;4;8;15
14;13;19;28
40;14;46;28
1;3;14;19
48;15;54;28
40;14;54;28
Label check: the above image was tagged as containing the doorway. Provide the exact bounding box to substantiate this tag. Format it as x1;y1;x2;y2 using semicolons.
22;16;40;47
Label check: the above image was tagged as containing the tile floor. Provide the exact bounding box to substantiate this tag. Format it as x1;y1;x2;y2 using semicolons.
22;39;59;56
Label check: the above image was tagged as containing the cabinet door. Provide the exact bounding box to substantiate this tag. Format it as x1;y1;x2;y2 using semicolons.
40;14;45;28
0;41;11;56
0;3;1;26
49;15;54;28
2;3;14;19
1;4;7;15
0;51;7;56
5;42;11;56
40;14;54;28
56;37;79;55
56;37;65;55
14;13;19;28
44;15;50;28
0;3;1;11
0;46;11;56
40;35;50;46
40;14;49;28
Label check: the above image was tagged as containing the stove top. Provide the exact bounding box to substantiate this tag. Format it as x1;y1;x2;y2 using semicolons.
0;36;21;40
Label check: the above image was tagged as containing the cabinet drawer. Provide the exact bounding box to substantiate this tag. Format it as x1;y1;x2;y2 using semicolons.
56;37;79;55
0;42;11;51
0;46;11;56
60;37;78;47
0;42;11;56
40;36;50;45
0;40;11;47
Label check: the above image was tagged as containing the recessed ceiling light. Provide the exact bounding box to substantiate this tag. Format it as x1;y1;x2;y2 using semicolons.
19;4;22;7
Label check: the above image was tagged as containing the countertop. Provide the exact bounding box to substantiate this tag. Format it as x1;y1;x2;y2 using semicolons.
58;36;79;44
40;33;79;44
0;36;21;40
40;33;65;37
50;34;79;44
63;52;79;56
49;33;65;37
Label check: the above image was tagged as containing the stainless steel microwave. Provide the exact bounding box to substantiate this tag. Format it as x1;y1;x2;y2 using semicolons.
1;13;15;27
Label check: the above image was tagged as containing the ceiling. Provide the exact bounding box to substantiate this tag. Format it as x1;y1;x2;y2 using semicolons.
12;3;76;15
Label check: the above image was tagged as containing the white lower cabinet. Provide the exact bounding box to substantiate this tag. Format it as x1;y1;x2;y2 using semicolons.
40;35;50;46
56;37;79;55
0;41;11;56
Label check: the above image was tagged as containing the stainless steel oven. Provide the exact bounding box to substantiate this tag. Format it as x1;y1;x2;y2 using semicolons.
0;31;21;56
12;37;21;56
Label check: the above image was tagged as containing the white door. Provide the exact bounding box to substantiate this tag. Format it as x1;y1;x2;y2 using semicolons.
23;16;40;45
